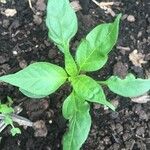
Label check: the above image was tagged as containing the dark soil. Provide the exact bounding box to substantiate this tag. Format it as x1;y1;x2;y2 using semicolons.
0;0;150;150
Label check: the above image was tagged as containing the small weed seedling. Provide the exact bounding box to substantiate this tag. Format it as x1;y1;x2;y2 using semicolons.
0;97;21;136
0;0;150;149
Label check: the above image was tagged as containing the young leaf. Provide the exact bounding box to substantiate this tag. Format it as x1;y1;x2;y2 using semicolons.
46;0;78;76
0;104;14;114
10;127;21;136
0;62;67;96
7;96;13;106
46;0;78;52
64;45;78;76
62;92;76;119
105;74;150;97
62;92;91;150
4;115;13;125
71;75;115;110
76;14;121;72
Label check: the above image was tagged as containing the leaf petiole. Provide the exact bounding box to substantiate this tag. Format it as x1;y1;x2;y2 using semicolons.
96;80;107;85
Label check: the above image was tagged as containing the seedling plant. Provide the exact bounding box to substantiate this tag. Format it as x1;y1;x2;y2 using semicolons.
0;0;150;149
0;97;21;136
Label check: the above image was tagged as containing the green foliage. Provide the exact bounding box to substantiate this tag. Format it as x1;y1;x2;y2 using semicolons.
63;45;78;76
0;62;67;97
10;127;21;136
0;104;14;114
104;74;150;97
0;0;149;149
0;99;21;136
46;0;78;76
71;75;115;110
62;92;91;150
46;0;77;52
76;14;121;72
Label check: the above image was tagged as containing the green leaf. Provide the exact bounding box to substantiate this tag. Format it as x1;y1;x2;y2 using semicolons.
76;14;121;72
10;127;21;136
105;74;150;97
19;88;47;99
62;92;76;119
71;75;115;110
0;104;14;114
46;0;78;76
0;62;67;96
62;92;91;150
46;0;78;52
7;96;13;106
4;115;13;125
63;45;78;76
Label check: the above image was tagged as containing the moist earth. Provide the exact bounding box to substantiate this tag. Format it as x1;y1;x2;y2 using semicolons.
0;0;150;150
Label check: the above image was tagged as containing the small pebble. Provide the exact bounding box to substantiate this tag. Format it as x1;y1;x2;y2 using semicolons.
0;54;9;64
112;143;120;150
49;120;53;124
33;15;42;25
113;62;128;78
2;19;10;28
122;14;128;20
127;15;135;22
19;59;27;69
103;136;111;145
0;0;6;4
116;123;123;133
122;132;131;141
93;104;101;109
136;127;145;136
4;9;17;17
139;110;148;121
33;120;48;137
12;50;18;55
48;49;57;59
36;0;46;11
137;31;142;38
44;40;51;47
110;111;119;119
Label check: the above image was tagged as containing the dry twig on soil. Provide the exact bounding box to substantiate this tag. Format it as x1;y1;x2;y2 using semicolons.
92;0;121;16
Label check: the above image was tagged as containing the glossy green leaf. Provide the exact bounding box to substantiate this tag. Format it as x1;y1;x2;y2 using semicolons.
64;45;78;76
46;0;78;52
71;75;115;110
62;92;76;119
76;14;121;72
62;92;91;150
0;104;14;114
19;88;47;99
105;74;150;97
0;62;67;96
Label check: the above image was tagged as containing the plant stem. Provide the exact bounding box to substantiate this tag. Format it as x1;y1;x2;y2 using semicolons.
97;80;107;85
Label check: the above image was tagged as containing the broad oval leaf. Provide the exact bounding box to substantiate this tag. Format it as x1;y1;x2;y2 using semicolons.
19;88;47;99
46;0;78;52
0;62;67;96
71;75;115;110
76;14;121;72
62;92;91;150
105;74;150;97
